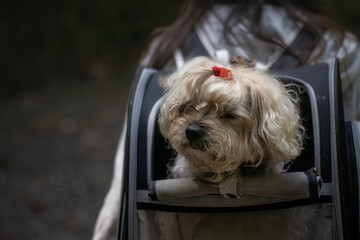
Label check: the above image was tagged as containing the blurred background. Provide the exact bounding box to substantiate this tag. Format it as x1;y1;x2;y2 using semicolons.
0;0;359;239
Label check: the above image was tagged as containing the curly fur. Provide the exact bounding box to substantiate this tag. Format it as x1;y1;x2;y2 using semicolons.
158;57;304;183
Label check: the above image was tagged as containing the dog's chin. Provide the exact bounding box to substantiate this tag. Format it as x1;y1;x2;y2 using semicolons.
176;144;209;162
187;141;207;152
172;142;241;176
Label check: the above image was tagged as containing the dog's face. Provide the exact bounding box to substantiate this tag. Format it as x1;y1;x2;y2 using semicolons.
158;57;303;181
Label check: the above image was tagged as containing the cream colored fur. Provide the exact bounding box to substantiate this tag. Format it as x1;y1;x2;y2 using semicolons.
158;57;304;182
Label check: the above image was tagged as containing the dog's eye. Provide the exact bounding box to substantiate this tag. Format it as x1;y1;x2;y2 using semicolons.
178;103;192;115
178;105;186;114
222;112;237;120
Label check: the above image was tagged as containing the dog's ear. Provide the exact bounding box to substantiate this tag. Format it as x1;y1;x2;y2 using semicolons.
248;74;303;163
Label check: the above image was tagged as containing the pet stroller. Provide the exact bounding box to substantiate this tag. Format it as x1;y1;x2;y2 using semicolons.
117;30;360;239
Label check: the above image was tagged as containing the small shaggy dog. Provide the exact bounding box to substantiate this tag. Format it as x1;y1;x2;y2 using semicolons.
153;57;331;240
158;56;303;183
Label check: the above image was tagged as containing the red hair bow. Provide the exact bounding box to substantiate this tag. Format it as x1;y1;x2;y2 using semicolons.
212;66;232;80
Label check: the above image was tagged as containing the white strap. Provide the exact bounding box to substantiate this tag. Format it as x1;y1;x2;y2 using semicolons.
174;49;185;70
214;49;230;66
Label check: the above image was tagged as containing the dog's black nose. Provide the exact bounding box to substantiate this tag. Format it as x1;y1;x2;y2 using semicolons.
186;124;205;144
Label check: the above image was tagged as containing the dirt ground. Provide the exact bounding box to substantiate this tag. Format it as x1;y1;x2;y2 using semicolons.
0;76;132;239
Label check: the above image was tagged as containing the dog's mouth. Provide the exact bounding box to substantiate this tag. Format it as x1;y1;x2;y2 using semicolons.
188;140;207;151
